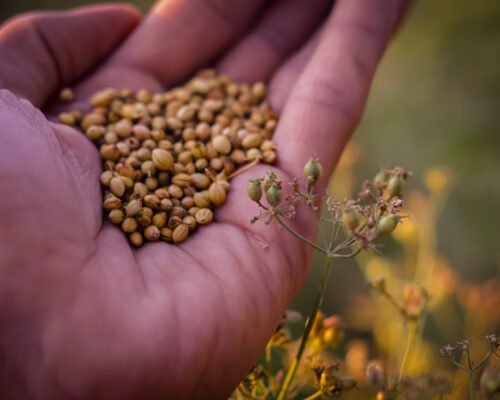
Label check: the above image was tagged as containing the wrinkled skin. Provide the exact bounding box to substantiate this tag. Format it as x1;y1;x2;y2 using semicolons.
0;1;410;398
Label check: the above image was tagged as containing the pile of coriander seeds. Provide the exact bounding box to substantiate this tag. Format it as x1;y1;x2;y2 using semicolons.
59;70;278;246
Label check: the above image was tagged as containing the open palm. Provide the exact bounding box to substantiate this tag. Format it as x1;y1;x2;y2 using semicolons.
0;1;409;398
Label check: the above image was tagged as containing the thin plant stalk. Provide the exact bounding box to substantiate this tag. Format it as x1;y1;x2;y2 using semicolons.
465;348;475;400
276;257;333;400
398;321;417;382
265;343;272;366
303;390;323;400
274;215;327;255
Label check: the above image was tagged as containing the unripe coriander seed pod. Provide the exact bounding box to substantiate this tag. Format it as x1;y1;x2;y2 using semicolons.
373;170;389;189
377;214;400;236
342;208;360;231
266;184;282;207
387;174;404;198
304;158;323;184
262;171;277;192
247;179;262;202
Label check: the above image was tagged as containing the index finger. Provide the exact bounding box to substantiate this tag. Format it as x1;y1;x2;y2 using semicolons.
272;0;412;185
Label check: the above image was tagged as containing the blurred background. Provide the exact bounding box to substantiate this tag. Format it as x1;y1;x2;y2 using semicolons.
1;1;499;398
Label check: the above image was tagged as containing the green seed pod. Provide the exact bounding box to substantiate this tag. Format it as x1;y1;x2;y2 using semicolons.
303;158;323;184
262;171;277;192
373;170;390;189
247;179;262;202
342;208;360;231
377;215;400;236
387;175;404;198
266;184;282;207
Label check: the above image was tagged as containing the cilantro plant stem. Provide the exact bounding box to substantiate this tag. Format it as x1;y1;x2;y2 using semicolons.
465;348;475;400
398;321;416;382
274;215;327;255
276;257;333;400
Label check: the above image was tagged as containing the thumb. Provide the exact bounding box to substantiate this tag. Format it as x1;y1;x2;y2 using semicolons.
0;4;140;107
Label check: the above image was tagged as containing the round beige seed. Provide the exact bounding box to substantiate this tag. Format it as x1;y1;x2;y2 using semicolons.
191;173;211;189
100;144;120;161
114;119;133;138
152;212;167;228
262;150;277;164
208;182;226;206
109;177;126;197
134;183;149;198
183;215;197;230
177;105;196;122
59;112;75;126
144;225;161;241
122;217;138;233
195;208;213;225
193;192;211;208
172;173;192;187
168;185;183;199
103;195;121;210
160;228;173;242
136;211;152;227
144;194;160;209
212;135;232;155
129;232;143;247
108;209;125;224
90;88;116;108
152;148;174;171
241;133;264;149
125;199;142;217
100;170;114;186
59;87;75;103
172;224;189;243
81;113;105;130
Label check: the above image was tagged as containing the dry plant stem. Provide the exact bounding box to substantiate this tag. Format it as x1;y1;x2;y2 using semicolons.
228;157;261;179
276;257;334;400
265;342;272;366
465;348;475;400
333;248;361;259
303;390;323;400
274;215;327;255
379;290;407;318
398;321;417;383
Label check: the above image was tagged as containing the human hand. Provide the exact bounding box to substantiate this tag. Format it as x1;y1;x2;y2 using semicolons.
0;1;410;398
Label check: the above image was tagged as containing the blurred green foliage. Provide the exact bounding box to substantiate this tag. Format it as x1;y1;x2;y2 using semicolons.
355;0;500;281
